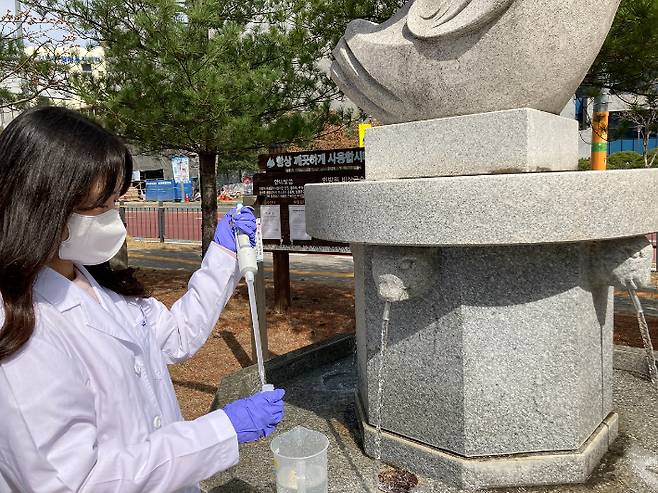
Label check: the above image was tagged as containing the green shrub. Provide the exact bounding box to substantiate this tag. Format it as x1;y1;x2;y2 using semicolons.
579;150;658;171
578;158;591;170
607;151;645;169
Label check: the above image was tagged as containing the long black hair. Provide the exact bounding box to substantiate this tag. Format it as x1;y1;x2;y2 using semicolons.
0;106;147;362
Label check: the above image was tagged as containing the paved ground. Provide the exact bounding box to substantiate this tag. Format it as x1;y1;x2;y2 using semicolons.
202;356;658;493
128;243;355;283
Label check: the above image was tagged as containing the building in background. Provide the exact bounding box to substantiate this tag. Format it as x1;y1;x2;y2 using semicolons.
0;45;202;190
30;45;105;77
0;45;105;126
128;149;199;183
27;45;105;108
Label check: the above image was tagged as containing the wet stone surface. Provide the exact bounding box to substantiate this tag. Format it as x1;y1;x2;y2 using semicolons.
377;467;419;493
322;369;359;393
202;352;658;493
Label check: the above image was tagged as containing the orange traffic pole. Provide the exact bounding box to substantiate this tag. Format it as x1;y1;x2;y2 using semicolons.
591;91;609;170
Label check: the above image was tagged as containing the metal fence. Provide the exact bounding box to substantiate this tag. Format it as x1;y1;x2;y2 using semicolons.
121;202;203;242
120;202;658;269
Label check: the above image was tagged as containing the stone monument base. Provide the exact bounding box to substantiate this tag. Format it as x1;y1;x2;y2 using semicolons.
364;108;578;180
357;396;619;491
304;107;658;491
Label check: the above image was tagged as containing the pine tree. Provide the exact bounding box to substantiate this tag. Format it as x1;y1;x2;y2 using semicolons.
586;0;658;96
31;0;348;252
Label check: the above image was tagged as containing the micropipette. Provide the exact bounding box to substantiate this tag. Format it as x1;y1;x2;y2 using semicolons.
234;203;273;392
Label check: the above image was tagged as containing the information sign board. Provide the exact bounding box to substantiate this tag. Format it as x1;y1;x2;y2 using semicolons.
254;148;365;253
258;148;365;173
171;155;190;183
253;170;364;202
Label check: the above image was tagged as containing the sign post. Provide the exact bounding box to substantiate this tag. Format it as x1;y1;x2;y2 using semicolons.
254;147;366;310
171;155;190;202
273;251;291;311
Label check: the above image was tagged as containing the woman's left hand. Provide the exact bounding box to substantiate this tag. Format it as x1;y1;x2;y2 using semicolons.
223;389;286;443
214;207;257;252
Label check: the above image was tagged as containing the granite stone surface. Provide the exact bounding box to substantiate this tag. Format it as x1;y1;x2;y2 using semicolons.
364;109;578;180
370;245;439;302
589;236;654;289
601;286;615;416
358;397;619;491
331;0;621;124
201;346;658;493
355;244;613;458
305;169;658;246
613;345;658;379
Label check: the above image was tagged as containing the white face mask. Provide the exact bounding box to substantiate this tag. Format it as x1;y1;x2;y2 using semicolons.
59;209;127;265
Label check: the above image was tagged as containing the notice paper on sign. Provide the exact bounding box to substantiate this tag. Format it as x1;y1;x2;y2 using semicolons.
255;218;264;262
260;205;282;240
288;205;312;241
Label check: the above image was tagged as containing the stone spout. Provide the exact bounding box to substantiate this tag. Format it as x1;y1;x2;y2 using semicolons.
590;236;654;289
330;0;621;124
371;246;438;302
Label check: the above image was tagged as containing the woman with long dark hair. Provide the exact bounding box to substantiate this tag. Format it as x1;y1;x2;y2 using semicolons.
0;106;284;492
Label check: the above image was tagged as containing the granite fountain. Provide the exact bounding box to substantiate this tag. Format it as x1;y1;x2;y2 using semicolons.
204;1;658;491
305;0;658;489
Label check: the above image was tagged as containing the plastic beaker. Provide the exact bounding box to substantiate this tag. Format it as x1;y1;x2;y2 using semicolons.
271;426;329;493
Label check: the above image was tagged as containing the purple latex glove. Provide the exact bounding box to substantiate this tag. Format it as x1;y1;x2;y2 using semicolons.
214;207;257;252
223;389;285;443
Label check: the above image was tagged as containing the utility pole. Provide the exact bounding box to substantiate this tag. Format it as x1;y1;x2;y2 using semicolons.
591;89;610;170
14;1;24;46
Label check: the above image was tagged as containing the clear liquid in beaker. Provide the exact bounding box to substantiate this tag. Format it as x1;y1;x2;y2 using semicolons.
276;465;327;493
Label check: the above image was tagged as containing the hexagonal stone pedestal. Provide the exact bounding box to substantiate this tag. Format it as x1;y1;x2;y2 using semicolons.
352;243;616;489
304;117;658;489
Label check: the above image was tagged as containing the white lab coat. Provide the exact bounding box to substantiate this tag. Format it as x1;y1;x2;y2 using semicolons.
0;242;241;493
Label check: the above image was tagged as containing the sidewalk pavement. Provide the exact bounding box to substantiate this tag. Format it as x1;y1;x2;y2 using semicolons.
128;244;355;283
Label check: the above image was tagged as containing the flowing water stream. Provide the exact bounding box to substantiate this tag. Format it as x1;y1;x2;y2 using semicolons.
373;301;420;493
374;301;392;491
375;301;392;461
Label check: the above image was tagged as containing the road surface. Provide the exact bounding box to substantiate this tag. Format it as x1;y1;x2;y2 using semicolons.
128;245;354;283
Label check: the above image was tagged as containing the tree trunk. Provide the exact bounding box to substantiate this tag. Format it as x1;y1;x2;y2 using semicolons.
199;151;218;255
650;132;658;168
643;132;650;167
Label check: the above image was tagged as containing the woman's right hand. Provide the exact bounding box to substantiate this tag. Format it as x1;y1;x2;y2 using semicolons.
223;389;285;443
214;207;257;252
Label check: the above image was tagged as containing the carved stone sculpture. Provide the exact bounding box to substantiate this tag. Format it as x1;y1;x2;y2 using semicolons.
590;236;654;289
371;246;438;302
331;0;621;124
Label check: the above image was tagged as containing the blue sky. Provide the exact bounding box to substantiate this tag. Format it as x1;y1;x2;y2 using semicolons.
1;1;86;45
0;0;14;14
